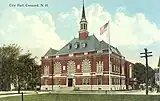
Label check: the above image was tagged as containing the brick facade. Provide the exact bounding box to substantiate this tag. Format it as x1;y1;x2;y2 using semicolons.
41;51;134;90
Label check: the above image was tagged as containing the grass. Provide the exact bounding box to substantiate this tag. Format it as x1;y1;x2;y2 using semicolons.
0;93;160;101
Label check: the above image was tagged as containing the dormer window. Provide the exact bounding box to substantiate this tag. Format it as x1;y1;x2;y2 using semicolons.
74;42;79;49
68;44;72;49
81;43;87;48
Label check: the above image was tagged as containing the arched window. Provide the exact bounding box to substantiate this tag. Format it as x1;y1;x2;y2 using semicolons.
82;59;91;73
81;42;87;48
67;60;75;74
54;62;61;74
74;42;80;49
68;44;72;49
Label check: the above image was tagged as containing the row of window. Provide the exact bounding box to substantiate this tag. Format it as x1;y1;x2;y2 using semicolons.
112;78;120;85
44;78;126;85
80;24;87;30
68;42;87;50
111;58;121;64
44;63;103;75
44;64;125;76
112;64;120;72
82;77;102;85
112;78;125;85
44;61;103;76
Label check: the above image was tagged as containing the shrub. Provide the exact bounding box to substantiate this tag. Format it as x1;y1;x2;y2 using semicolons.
73;87;80;91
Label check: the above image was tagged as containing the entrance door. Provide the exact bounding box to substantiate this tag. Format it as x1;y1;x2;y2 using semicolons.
68;78;73;87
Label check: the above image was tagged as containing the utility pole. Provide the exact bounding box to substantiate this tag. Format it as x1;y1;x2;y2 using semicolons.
140;48;152;95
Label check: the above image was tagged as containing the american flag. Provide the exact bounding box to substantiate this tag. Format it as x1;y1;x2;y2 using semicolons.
100;21;109;35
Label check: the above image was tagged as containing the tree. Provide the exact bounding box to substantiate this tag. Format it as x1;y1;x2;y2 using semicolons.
17;53;41;90
133;63;155;87
0;44;21;91
0;44;40;93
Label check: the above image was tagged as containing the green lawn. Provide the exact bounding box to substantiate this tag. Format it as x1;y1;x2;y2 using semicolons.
1;94;160;101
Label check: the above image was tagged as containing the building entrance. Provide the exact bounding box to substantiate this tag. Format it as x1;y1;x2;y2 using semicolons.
68;78;73;87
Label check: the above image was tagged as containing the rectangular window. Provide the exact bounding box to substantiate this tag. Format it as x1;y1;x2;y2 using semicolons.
129;65;132;78
77;65;80;69
69;54;73;57
44;66;49;76
54;78;60;85
97;76;102;85
112;78;115;85
63;66;66;70
56;55;59;58
45;79;48;85
97;50;102;53
83;78;90;85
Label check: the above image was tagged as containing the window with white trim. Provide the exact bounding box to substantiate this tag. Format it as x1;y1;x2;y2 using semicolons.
45;79;48;85
54;62;61;74
74;43;79;49
84;52;88;55
82;59;91;73
54;78;60;85
44;66;49;76
77;65;80;69
82;43;87;48
63;66;66;70
68;44;72;49
122;65;124;75
97;76;102;85
83;78;90;85
129;64;132;78
69;54;73;57
67;60;75;74
96;61;103;73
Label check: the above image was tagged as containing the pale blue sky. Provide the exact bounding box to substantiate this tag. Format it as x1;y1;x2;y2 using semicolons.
0;0;160;68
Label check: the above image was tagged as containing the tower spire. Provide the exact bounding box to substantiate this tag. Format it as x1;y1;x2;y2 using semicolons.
81;0;86;20
79;0;88;39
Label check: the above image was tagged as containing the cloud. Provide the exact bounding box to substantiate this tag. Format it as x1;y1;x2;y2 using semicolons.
58;4;160;46
58;3;160;68
0;9;66;59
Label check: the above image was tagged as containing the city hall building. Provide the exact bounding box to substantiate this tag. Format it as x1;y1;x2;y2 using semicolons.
41;3;134;91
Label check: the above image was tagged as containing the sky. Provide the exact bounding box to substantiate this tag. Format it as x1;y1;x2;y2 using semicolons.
0;0;160;68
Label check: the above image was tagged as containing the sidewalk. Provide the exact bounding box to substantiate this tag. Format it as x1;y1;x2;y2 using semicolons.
0;90;160;98
0;91;48;98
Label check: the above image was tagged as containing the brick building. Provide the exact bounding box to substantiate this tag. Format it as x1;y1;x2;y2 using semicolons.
41;3;134;90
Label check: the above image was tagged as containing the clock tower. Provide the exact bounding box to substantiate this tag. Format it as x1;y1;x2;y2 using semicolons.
79;0;89;39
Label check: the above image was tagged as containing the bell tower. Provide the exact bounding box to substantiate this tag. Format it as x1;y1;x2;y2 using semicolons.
79;0;89;39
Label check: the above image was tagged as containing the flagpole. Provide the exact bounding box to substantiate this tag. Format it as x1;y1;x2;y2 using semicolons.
108;21;111;90
159;62;160;88
158;57;160;88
